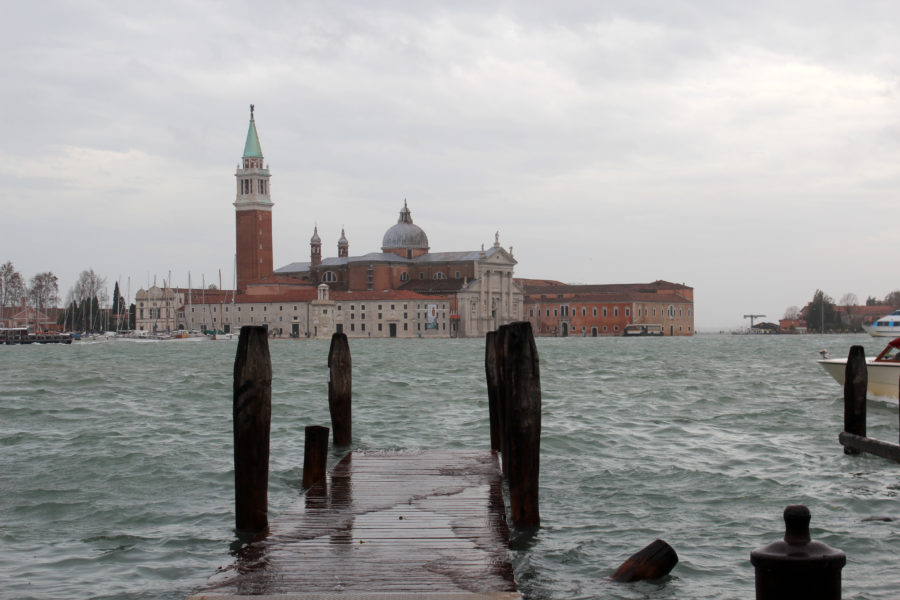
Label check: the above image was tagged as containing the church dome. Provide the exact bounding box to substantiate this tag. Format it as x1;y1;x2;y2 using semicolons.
381;201;429;251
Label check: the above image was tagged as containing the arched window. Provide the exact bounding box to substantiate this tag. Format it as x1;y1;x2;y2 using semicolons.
400;272;409;281
322;271;337;283
433;272;446;280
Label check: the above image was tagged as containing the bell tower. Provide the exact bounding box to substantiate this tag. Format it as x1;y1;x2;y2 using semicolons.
234;104;273;291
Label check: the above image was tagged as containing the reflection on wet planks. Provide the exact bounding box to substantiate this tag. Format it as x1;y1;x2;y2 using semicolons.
189;450;520;599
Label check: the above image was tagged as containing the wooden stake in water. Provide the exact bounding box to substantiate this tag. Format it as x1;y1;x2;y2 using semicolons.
233;326;272;532
484;330;502;452
302;425;330;489
497;321;541;527
843;345;867;454
328;333;352;447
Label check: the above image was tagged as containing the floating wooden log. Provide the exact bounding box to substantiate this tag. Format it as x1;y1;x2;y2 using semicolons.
302;425;330;489
233;325;272;533
327;332;352;447
496;321;541;528
842;345;867;455
611;539;678;582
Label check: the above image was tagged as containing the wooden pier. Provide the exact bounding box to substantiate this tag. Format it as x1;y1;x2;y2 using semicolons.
189;323;542;599
189;450;519;598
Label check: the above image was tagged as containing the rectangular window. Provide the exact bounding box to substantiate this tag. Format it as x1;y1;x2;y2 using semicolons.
603;307;608;317
593;307;597;317
614;307;619;317
625;308;630;316
378;323;382;331
361;324;366;331
351;323;355;331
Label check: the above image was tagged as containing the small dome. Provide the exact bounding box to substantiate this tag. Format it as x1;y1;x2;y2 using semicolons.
382;201;429;251
310;226;321;244
338;228;348;247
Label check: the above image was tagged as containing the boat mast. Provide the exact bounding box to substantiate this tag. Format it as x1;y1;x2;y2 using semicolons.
188;272;193;332
219;269;224;333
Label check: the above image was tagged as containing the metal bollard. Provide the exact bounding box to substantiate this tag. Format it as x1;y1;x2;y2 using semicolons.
750;505;846;600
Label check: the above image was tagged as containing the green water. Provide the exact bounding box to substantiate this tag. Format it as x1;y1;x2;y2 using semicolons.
1;333;897;599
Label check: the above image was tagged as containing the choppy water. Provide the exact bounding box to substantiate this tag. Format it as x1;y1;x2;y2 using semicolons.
1;333;898;599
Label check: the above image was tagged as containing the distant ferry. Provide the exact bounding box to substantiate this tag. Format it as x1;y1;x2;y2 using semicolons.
863;310;900;337
623;324;664;336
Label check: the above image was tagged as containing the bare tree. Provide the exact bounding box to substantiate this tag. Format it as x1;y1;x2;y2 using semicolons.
1;261;25;308
783;306;800;320
73;269;108;305
839;293;859;307
28;272;59;312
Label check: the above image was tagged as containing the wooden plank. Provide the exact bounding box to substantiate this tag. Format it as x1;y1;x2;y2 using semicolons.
839;432;900;462
190;450;519;598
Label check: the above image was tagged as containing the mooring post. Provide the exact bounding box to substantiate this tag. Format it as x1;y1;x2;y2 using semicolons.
750;505;846;599
302;425;330;489
485;330;502;452
233;325;272;533
843;345;867;454
497;321;541;527
328;332;352;446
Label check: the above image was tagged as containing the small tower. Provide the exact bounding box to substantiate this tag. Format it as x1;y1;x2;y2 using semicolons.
310;226;322;267
234;104;273;291
338;228;349;258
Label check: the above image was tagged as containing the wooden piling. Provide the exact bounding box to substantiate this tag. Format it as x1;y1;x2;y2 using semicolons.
497;321;541;528
302;425;330;489
233;325;272;533
485;330;502;452
611;539;679;582
843;345;867;455
327;332;352;447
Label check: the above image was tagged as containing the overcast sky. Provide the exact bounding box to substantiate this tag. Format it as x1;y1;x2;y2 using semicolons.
2;1;898;329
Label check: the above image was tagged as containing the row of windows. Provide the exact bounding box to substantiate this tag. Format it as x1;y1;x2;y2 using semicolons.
189;302;450;314
323;270;464;283
529;305;693;319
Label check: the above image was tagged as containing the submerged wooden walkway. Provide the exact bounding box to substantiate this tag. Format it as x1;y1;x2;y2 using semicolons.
189;450;520;599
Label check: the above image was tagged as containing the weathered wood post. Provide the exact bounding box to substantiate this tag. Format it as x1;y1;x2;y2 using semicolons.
497;321;541;527
842;345;867;454
328;332;352;446
302;425;330;489
611;539;679;582
233;325;272;532
485;330;502;452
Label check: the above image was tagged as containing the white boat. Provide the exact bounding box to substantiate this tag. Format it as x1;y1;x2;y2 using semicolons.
818;338;900;399
863;310;900;337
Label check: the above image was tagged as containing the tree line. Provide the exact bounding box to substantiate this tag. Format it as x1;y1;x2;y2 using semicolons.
0;261;135;332
783;289;900;333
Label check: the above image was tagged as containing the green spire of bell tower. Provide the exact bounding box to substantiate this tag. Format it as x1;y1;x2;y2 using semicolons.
243;104;263;158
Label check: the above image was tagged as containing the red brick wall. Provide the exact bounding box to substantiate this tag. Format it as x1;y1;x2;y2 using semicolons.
236;209;273;290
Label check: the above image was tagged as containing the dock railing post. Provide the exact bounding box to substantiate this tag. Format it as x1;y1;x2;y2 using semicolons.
485;330;502;452
327;332;352;447
843;345;867;454
497;321;541;528
302;425;330;489
233;325;272;533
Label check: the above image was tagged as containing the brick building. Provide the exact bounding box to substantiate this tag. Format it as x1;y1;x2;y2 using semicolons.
520;280;695;336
